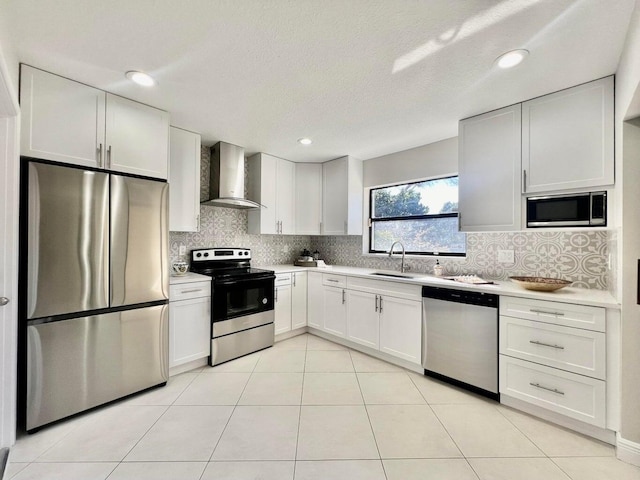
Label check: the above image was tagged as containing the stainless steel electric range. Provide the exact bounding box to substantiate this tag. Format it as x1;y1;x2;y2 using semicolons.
189;248;276;366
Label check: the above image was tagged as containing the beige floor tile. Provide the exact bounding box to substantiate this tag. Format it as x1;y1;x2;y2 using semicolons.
126;372;198;405
124;405;233;461
296;406;379;460
367;405;461;459
254;350;306;372
204;351;262;372
272;334;309;350
9;462;117;480
431;404;543;458
305;351;354;372
469;458;571;480
358;373;425;404
295;460;386;479
238;373;303;405
306;335;347;350
212;406;300;460
4;463;28;479
552;457;640;480
408;372;492;405
202;461;295;480
107;462;207;480
174;373;251;405
302;373;363;405
9;418;83;462
383;459;479;480
498;407;615;457
37;405;167;462
349;351;403;372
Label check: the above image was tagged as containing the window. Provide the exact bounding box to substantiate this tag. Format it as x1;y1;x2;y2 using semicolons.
369;176;466;256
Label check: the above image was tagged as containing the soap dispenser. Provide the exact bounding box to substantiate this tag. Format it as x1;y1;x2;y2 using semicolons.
433;259;444;277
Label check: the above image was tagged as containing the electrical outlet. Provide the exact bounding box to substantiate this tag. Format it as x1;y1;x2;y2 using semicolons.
179;244;187;256
283;244;289;253
497;249;515;264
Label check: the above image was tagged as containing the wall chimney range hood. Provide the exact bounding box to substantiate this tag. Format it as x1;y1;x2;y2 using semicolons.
202;141;262;209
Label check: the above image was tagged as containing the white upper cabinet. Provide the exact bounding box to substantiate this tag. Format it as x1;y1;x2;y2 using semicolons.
295;163;323;235
20;65;105;168
522;76;614;193
248;153;295;234
105;94;170;179
20;65;170;179
322;156;363;235
458;104;522;231
169;127;201;232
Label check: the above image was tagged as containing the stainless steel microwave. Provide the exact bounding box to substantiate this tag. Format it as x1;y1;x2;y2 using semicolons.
526;191;607;228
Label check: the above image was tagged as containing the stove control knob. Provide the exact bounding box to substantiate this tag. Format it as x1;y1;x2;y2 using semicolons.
204;252;209;257
196;253;202;258
262;298;268;304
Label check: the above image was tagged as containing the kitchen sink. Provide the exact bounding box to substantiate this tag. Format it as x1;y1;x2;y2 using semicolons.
369;272;423;279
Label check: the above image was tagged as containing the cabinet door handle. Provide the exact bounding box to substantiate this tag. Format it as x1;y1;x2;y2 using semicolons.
375;295;379;312
275;287;278;302
342;289;345;304
180;289;202;294
529;382;564;395
379;296;383;312
529;340;564;350
458;213;462;231
523;169;527;193
293;273;296;287
326;279;339;283
107;145;112;169
97;143;103;167
319;222;323;234
344;220;347;234
196;214;200;231
530;309;565;316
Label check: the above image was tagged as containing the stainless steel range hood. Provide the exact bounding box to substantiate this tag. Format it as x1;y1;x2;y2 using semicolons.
201;141;262;209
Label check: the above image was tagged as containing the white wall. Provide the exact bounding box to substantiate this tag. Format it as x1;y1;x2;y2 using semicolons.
363;136;457;188
615;0;640;455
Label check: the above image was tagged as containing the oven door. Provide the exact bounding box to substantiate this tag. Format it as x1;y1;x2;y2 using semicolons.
212;275;275;322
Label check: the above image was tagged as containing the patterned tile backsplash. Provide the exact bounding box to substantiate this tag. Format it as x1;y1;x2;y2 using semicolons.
170;146;610;290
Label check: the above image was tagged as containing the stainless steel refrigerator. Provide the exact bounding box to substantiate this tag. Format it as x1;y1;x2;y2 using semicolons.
22;160;169;431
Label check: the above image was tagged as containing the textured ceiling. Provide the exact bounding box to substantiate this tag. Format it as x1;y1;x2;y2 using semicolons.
1;0;635;162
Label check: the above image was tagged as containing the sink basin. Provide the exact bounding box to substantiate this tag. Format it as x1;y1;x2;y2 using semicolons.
369;272;422;279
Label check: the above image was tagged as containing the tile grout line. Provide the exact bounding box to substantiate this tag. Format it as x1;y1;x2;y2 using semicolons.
349;349;389;480
493;405;549;459
292;336;309;478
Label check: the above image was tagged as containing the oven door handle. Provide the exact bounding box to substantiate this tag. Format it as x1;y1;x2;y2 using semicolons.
215;275;276;286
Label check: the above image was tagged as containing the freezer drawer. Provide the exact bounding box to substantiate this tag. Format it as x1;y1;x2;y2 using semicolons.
26;305;168;431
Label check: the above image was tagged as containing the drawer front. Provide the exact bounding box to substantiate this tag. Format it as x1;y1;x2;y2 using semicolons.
500;296;605;332
346;276;421;301
500;316;605;379
275;273;292;286
323;273;346;288
499;355;605;427
169;281;211;301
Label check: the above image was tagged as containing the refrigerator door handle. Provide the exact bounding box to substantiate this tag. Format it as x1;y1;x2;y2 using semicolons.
110;176;130;307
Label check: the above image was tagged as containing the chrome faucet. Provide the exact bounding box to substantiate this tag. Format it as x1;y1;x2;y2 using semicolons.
388;241;406;273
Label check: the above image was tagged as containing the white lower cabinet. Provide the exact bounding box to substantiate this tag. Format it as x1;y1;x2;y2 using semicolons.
323;285;347;337
274;273;293;335
291;272;308;329
307;272;324;329
346;290;379;349
379;295;422;364
499;295;608;428
169;279;211;368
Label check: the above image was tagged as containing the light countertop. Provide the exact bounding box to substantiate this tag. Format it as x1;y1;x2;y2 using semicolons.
169;272;212;285
258;264;619;309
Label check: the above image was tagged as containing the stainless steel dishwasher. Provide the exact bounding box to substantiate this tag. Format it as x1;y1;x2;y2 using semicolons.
422;286;499;400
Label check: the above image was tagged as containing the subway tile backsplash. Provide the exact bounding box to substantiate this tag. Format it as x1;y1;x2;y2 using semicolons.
169;147;609;290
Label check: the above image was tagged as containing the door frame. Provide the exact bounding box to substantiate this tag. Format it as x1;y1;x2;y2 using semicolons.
0;51;19;448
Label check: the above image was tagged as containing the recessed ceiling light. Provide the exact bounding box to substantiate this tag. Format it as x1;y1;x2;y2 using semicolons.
125;71;156;87
495;49;529;69
298;138;313;145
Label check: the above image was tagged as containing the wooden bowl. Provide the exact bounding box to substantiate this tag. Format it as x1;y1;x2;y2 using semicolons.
509;276;572;292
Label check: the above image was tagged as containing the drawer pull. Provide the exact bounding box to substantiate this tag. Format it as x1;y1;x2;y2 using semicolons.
529;340;565;350
326;279;339;283
180;289;203;294
530;308;565;316
529;382;565;395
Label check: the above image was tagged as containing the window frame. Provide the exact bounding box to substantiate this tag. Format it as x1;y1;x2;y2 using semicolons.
368;175;466;257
